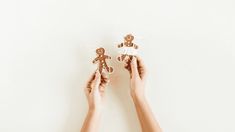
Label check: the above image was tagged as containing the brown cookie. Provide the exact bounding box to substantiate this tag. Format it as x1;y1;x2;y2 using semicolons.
93;47;113;73
117;34;138;62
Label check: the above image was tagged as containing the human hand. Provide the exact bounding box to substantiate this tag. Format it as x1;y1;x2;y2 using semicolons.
85;70;109;112
124;56;147;99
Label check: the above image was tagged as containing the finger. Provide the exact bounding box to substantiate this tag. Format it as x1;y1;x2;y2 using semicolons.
100;72;109;92
91;70;101;93
84;87;90;97
86;71;96;85
101;72;109;84
131;57;139;78
85;71;96;93
124;58;130;74
124;65;131;73
124;62;129;69
136;56;147;80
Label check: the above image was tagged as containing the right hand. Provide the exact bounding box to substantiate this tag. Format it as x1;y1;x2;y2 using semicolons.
124;56;147;98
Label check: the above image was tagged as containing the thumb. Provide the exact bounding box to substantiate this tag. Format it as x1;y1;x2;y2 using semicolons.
91;70;101;93
131;57;139;78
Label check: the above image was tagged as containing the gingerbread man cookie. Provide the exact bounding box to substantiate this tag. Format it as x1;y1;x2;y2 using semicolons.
93;47;113;73
117;34;138;62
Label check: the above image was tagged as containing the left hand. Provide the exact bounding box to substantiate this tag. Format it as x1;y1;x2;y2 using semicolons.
85;70;109;111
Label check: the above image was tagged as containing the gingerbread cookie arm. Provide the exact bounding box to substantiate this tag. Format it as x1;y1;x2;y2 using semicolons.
92;57;99;63
133;43;138;49
118;43;124;48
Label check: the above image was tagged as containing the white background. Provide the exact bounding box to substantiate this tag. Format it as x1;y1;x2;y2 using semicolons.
0;0;235;132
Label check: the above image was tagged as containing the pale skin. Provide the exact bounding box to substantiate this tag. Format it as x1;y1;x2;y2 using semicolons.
81;71;109;132
81;57;162;132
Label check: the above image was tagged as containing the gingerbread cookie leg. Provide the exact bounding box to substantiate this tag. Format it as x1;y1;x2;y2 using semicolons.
104;63;113;73
99;63;104;73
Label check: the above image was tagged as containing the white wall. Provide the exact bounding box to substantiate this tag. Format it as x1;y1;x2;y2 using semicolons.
0;0;235;132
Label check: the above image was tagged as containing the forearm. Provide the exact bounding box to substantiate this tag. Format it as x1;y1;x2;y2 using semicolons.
131;93;162;132
81;109;102;132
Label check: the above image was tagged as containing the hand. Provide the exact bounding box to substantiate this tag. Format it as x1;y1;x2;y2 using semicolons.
124;57;162;132
124;56;147;99
85;70;109;112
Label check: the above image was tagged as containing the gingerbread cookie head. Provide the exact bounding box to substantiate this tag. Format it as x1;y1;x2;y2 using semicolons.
124;34;134;46
96;47;105;55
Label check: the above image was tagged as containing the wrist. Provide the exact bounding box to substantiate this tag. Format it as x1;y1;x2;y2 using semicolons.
88;102;104;111
88;107;103;114
131;91;146;102
130;88;145;98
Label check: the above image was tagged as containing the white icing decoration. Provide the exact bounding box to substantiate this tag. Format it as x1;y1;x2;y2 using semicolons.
118;47;138;55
